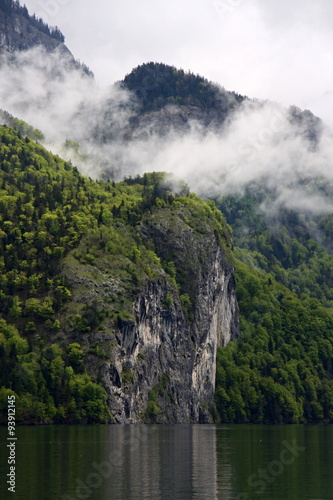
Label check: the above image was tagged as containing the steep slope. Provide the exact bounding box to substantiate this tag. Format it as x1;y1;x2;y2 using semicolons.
0;126;238;424
90;62;323;185
117;63;322;143
0;109;44;141
0;0;67;53
215;185;333;303
92;62;246;145
0;0;92;75
215;258;333;424
213;184;333;424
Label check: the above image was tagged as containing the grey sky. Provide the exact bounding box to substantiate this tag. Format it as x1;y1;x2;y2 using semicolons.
22;0;333;125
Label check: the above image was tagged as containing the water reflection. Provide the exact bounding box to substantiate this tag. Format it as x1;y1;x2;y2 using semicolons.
192;425;218;499
1;424;333;499
100;424;221;500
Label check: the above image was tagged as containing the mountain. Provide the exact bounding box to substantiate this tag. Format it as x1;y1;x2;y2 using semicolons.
0;0;93;75
1;3;333;425
0;125;238;424
119;62;323;143
0;0;66;52
89;62;323;183
87;62;246;149
120;62;245;135
110;64;333;424
2;116;332;425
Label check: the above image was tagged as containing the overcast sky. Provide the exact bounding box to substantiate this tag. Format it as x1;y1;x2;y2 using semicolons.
22;0;333;125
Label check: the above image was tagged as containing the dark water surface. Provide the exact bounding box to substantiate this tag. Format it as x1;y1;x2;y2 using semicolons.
0;424;333;500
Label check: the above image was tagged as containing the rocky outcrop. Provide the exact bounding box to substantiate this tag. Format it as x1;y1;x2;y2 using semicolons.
125;104;233;141
108;245;238;424
0;8;69;54
0;4;93;77
63;205;239;423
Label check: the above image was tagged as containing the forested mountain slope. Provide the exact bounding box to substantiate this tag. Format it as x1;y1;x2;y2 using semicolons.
214;185;333;423
1;1;333;425
0;125;238;424
2;119;333;425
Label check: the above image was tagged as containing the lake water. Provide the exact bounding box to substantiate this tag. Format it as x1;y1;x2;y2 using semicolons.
0;424;333;500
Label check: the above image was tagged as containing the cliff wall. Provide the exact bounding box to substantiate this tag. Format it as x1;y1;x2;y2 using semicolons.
0;8;69;54
63;203;239;423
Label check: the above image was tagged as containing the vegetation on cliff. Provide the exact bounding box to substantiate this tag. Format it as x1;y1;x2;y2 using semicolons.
0;124;233;424
1;52;333;424
119;63;333;424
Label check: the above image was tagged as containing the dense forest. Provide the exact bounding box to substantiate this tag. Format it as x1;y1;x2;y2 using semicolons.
214;187;333;423
122;62;245;114
0;125;113;423
1;121;333;424
1;49;333;423
0;124;232;424
0;109;45;142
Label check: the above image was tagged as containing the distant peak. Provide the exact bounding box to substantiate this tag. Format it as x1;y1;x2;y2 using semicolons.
122;61;245;113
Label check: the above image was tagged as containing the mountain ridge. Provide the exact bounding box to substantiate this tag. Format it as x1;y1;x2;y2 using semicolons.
1;2;333;425
0;0;93;76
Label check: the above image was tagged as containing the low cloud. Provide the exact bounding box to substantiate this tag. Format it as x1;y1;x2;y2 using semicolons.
1;45;333;218
0;46;135;176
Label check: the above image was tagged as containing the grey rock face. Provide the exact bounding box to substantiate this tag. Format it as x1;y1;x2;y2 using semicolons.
63;206;239;423
99;209;239;423
0;9;69;54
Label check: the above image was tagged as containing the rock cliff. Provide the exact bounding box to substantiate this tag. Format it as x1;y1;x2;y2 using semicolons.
63;202;239;423
0;3;68;53
0;1;92;76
